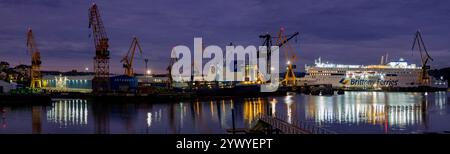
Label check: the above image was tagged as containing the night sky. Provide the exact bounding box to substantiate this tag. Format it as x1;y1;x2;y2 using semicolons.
1;0;450;74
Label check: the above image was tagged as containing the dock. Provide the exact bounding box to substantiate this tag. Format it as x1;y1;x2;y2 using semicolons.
257;115;336;134
256;115;310;134
228;114;336;134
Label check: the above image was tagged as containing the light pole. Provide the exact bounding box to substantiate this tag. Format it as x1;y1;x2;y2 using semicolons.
144;58;149;76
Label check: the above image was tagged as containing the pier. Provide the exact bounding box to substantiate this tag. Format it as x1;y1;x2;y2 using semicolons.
255;114;336;134
227;113;337;134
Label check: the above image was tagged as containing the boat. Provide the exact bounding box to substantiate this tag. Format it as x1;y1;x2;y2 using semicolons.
299;57;448;91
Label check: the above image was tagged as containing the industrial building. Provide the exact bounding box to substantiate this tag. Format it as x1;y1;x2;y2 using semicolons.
41;74;168;93
42;75;93;93
110;75;138;93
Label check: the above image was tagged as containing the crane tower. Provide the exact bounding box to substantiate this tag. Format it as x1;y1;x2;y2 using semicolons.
26;28;42;88
276;27;298;86
89;3;110;92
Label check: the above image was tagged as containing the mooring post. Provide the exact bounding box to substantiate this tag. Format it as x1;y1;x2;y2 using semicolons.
231;105;236;134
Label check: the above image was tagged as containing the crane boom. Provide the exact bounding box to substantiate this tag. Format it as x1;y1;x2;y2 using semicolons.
89;4;109;53
26;27;42;88
89;3;110;92
412;31;433;62
277;32;299;48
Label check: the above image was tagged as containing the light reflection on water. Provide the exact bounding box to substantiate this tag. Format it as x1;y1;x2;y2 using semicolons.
46;99;88;127
304;92;427;133
0;92;448;134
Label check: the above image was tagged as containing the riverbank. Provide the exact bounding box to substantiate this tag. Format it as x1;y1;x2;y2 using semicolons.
0;89;289;104
0;94;52;105
1;85;447;105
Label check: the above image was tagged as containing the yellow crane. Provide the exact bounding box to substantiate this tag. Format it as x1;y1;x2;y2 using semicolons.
26;27;42;88
121;37;143;77
276;27;299;86
412;30;433;86
259;28;299;86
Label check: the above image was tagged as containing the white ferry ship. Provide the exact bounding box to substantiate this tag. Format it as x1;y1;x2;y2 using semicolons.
300;57;448;90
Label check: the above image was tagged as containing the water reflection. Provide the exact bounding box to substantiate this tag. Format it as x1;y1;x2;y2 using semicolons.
142;98;267;133
145;107;162;131
32;106;42;134
270;98;277;117
243;98;265;127
300;92;450;133
284;95;295;124
92;103;109;134
435;91;447;111
1;107;7;128
0;92;448;134
46;99;88;127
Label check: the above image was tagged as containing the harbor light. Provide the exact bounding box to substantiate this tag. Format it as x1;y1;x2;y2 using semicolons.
146;69;151;75
147;112;152;127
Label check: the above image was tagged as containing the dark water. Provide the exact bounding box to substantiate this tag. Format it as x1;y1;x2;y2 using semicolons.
0;92;449;134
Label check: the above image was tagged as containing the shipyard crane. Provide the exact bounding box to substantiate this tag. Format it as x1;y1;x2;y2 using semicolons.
276;27;299;86
89;3;110;92
259;30;299;74
26;27;42;88
259;28;299;86
412;30;433;86
121;37;143;77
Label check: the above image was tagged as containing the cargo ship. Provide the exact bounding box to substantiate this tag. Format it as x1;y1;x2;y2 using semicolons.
299;57;448;91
